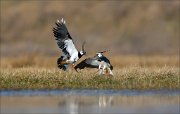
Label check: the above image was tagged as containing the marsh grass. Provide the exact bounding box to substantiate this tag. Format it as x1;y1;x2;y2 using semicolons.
0;66;179;90
0;55;179;89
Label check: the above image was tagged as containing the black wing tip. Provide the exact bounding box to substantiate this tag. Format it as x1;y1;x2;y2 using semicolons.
53;18;69;37
52;18;69;39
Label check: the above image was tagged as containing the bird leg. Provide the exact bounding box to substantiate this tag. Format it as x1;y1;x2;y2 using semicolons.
107;68;113;76
98;63;104;75
99;68;104;76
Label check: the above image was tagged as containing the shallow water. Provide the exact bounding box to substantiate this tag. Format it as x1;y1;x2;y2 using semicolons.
1;89;180;114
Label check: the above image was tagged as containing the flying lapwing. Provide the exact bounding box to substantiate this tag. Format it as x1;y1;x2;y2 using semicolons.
74;50;113;76
53;18;86;70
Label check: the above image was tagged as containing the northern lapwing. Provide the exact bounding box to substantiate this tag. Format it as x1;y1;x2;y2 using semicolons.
74;50;113;76
53;18;86;70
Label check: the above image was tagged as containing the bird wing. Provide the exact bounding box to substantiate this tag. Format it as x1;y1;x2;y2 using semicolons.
53;18;78;57
94;54;113;70
85;58;100;66
100;56;110;64
100;56;113;70
74;58;99;71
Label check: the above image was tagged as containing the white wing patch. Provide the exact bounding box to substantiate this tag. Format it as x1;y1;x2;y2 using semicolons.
64;39;78;62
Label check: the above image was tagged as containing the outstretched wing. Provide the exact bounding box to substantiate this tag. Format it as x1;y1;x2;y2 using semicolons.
74;57;100;72
53;18;78;57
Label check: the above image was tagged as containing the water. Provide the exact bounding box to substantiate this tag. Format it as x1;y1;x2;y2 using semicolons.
1;89;180;114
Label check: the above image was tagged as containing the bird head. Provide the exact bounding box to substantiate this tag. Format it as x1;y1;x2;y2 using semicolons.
80;42;86;56
96;50;109;57
96;53;103;58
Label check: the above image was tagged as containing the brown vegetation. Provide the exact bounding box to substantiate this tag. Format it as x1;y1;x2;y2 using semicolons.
0;55;178;69
0;1;179;56
0;55;179;90
1;66;179;90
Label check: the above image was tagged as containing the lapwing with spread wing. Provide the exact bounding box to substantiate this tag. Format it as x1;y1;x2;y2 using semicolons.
74;50;113;76
53;18;86;70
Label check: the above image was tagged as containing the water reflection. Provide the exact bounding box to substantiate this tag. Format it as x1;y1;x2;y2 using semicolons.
59;95;114;114
1;90;180;113
56;95;179;113
98;95;113;107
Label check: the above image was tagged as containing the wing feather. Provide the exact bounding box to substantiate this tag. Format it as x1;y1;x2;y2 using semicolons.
74;58;100;71
53;19;78;57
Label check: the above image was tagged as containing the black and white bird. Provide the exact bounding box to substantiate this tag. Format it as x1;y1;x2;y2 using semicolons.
74;51;113;76
53;18;86;70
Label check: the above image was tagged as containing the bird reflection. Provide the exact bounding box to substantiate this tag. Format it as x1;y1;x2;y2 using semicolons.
58;95;114;113
98;96;113;108
65;96;78;114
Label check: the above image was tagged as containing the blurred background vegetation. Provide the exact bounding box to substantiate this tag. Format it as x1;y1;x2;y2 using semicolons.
0;0;179;57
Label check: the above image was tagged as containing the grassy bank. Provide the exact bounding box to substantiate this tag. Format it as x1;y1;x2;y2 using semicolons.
0;66;179;90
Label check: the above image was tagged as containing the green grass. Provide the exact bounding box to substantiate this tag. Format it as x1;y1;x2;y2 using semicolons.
0;66;179;90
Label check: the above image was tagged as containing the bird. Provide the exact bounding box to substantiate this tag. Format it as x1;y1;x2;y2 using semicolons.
74;50;113;76
53;18;86;70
